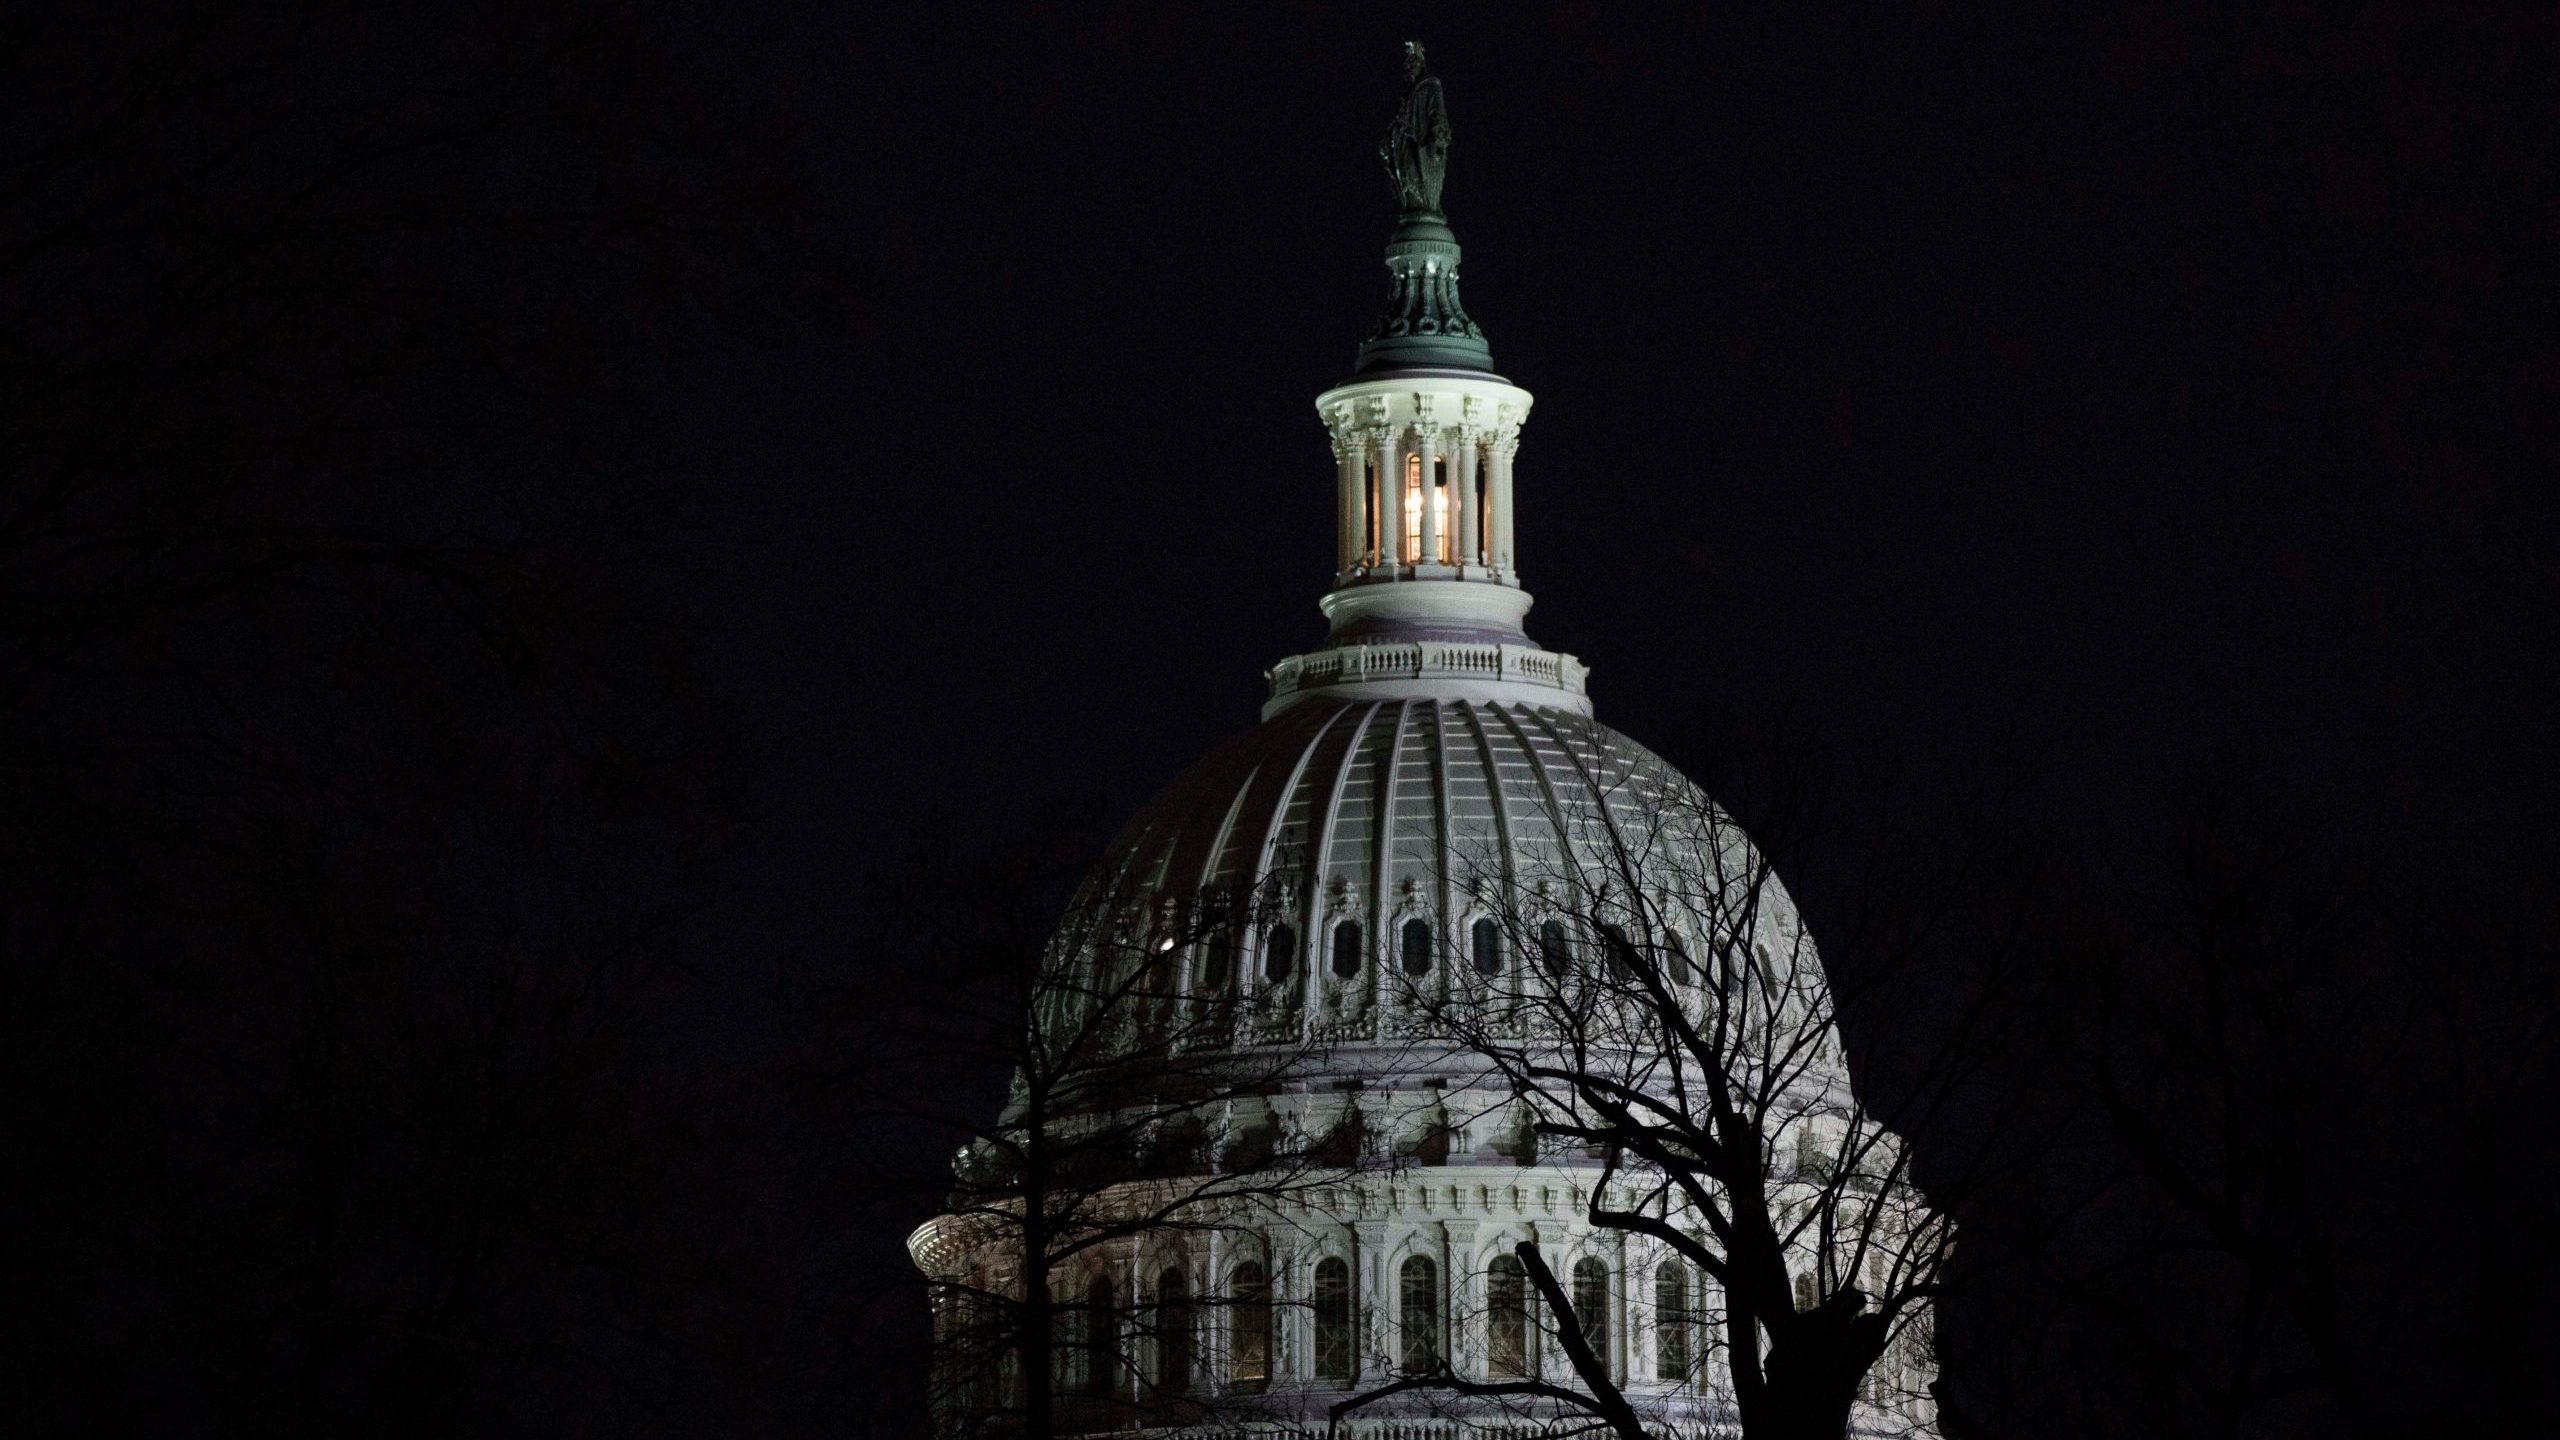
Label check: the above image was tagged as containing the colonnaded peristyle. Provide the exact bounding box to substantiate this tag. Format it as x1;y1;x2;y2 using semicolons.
909;44;1939;1440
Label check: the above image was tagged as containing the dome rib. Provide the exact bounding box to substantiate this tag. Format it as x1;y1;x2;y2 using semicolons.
1192;761;1258;898
1450;701;1515;907
1493;699;1585;899
1076;697;1814;1043
1242;700;1351;899
1305;700;1377;922
1426;700;1456;962
1373;699;1414;957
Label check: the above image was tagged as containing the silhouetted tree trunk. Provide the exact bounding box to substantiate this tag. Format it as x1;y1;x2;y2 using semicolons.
1324;719;2052;1440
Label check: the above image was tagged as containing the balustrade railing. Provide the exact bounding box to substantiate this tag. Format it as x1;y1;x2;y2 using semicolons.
1266;641;1589;704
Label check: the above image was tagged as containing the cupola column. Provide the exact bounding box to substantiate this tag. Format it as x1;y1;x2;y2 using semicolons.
1455;425;1482;568
1490;427;1520;573
1372;422;1404;570
1332;418;1363;574
1416;413;1443;566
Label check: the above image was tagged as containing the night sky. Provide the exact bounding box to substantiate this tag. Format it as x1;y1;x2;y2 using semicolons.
675;4;2557;980
674;14;2557;1422
14;4;2558;1437
686;11;2558;1423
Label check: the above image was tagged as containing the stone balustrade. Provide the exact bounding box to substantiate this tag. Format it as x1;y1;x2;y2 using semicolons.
1266;641;1589;707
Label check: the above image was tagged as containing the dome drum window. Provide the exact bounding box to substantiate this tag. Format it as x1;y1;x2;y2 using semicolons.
1539;917;1574;977
1263;923;1297;983
1331;919;1364;980
1601;922;1639;981
1400;916;1432;976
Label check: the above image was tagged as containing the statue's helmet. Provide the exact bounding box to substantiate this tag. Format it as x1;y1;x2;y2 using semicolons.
1404;40;1428;82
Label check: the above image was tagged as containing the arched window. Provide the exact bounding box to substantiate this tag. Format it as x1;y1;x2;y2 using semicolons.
1055;1287;1089;1391
1654;1262;1691;1382
1571;1257;1610;1372
1400;917;1432;976
1331;919;1363;979
1794;1270;1819;1312
1229;1262;1270;1392
1539;918;1573;977
1202;929;1232;990
1665;930;1695;986
1155;1267;1192;1397
1086;1275;1119;1396
1487;1252;1531;1378
1313;1257;1353;1381
1472;916;1503;976
1398;1254;1440;1373
1264;923;1296;983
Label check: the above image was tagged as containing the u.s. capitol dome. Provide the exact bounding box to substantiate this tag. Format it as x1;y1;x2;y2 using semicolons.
910;46;1938;1440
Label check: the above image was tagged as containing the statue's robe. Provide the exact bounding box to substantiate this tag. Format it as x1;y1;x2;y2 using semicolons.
1383;75;1450;215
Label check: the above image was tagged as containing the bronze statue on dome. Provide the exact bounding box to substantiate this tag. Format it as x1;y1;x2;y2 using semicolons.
1380;41;1452;219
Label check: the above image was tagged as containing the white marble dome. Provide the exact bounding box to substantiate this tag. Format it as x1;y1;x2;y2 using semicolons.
911;59;1938;1436
1081;692;1809;1046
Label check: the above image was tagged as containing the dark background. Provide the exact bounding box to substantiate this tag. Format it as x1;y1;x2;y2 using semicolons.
688;0;2557;956
9;2;2555;1437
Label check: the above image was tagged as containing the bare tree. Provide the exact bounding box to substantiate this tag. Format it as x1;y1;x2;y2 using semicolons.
1325;718;2047;1440
797;816;1395;1440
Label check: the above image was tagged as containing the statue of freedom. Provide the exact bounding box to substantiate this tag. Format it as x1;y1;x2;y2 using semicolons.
1380;42;1452;218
